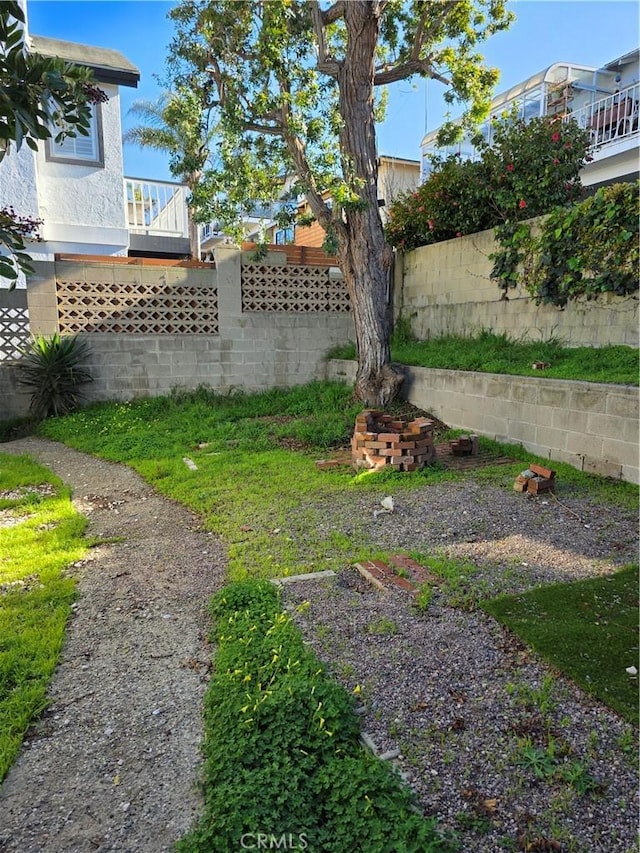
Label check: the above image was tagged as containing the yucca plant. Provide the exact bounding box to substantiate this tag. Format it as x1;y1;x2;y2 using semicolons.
17;333;93;419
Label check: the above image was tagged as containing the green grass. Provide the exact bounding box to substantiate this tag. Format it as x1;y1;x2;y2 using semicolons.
0;453;89;781
328;331;639;386
36;381;638;584
481;565;639;724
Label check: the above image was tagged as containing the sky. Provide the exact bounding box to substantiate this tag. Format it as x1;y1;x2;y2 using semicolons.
26;0;640;183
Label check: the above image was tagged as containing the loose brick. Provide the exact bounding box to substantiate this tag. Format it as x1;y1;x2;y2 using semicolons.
530;463;556;480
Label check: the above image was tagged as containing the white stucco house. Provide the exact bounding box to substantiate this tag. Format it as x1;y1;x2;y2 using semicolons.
420;49;640;189
0;11;192;273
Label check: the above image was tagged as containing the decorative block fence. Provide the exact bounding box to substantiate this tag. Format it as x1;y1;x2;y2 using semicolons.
0;246;354;420
351;410;436;472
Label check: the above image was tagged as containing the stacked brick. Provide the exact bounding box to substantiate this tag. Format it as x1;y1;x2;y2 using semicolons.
351;410;436;472
513;463;556;494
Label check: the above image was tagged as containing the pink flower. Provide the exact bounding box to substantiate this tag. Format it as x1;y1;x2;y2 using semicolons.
553;158;560;165
551;132;561;143
456;231;462;237
518;199;527;209
564;142;572;149
427;219;434;230
506;163;514;172
418;206;425;213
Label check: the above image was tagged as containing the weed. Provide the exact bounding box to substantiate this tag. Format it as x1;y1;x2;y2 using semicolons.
514;736;559;780
367;617;399;636
414;582;434;613
177;580;449;851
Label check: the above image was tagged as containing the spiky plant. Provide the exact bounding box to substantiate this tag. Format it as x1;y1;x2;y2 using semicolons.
17;333;93;419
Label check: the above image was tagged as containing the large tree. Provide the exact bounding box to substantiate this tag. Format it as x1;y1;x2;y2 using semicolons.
0;0;104;285
167;0;512;405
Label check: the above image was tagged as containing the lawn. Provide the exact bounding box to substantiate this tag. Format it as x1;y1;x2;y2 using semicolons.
0;453;88;781
329;331;639;386
482;565;639;721
37;381;637;583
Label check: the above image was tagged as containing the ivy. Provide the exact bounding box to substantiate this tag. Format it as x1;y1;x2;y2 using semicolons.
492;182;639;308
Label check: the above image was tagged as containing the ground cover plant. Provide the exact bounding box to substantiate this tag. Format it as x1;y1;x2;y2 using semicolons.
0;452;88;781
482;565;639;723
329;331;639;386
36;381;637;584
176;579;452;852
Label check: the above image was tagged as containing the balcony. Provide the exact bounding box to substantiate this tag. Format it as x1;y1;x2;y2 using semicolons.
569;82;639;148
124;177;190;257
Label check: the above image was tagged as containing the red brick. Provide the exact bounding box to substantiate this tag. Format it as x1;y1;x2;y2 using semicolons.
530;463;555;480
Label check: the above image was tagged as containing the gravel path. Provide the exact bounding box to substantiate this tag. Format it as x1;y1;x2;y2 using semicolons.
0;438;637;853
0;437;227;853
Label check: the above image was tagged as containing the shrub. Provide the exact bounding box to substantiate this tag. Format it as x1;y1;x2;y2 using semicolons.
16;333;92;419
385;115;591;251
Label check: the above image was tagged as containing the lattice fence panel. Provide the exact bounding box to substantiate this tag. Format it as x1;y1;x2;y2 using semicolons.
241;263;350;313
0;306;30;360
57;279;219;334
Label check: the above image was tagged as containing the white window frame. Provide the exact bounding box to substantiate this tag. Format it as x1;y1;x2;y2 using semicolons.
46;103;104;167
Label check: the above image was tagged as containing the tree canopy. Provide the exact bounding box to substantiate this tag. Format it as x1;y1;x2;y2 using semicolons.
166;0;513;404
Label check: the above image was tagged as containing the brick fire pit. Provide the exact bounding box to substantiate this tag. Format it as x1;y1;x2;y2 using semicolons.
351;410;436;472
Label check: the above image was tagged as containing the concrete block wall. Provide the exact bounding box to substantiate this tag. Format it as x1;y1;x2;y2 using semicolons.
395;224;638;347
326;359;639;484
0;247;354;419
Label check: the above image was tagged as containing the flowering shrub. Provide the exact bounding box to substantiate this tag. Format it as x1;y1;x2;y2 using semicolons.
477;114;589;221
385;156;491;250
385;115;591;251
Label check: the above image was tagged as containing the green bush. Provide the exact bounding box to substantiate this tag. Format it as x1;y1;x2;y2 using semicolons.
17;333;92;419
385;115;590;252
178;580;451;853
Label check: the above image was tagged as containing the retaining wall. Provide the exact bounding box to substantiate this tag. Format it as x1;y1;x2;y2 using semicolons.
326;359;639;484
395;224;638;347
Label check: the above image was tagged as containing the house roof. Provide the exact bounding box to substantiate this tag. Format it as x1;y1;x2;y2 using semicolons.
29;35;140;88
602;48;639;71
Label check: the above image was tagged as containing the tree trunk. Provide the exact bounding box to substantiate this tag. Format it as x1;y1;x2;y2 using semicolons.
187;206;200;260
336;2;404;408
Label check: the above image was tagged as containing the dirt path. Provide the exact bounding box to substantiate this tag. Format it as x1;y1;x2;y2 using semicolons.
0;438;227;853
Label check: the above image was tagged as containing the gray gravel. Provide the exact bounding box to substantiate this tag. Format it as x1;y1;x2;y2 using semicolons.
0;437;227;853
281;483;639;853
0;439;637;853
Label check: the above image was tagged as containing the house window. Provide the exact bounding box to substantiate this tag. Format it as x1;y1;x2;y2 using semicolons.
275;227;294;245
46;103;104;167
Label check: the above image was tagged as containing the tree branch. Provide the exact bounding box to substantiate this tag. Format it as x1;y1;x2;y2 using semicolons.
374;59;450;87
277;75;334;229
245;122;284;136
322;1;346;25
309;0;340;78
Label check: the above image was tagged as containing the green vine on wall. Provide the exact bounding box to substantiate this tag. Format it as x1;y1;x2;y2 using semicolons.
490;182;639;308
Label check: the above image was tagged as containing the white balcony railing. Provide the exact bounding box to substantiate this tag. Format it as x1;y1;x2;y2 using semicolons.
569;82;640;148
124;178;189;238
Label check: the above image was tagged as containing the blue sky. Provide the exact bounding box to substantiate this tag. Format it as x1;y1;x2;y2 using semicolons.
26;0;639;183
